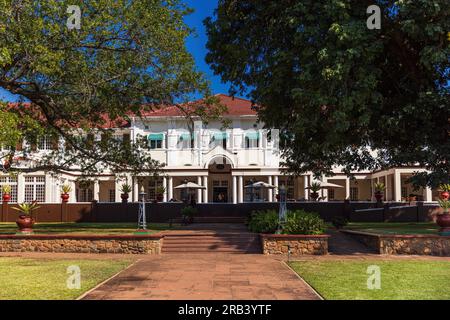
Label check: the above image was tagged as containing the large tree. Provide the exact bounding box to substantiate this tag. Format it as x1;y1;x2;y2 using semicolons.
0;0;224;177
205;0;449;187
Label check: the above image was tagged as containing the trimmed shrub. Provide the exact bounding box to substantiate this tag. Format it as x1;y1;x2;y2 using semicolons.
181;206;197;218
247;209;326;235
247;209;278;233
331;216;348;229
283;210;326;235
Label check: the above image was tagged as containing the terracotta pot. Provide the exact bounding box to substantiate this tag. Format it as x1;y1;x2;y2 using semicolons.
156;194;164;202
16;215;35;233
2;193;11;203
121;193;129;203
436;212;450;233
310;192;319;201
441;191;449;200
375;192;383;202
61;193;69;203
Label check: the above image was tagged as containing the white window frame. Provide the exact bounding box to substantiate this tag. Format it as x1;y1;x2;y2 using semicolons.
24;176;46;202
37;136;53;151
0;176;18;203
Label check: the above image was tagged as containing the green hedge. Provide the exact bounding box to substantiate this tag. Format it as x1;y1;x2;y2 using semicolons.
247;209;326;235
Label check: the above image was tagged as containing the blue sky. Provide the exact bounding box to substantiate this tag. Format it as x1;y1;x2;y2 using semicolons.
0;0;239;102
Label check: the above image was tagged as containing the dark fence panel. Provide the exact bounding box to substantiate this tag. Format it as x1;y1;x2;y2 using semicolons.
0;201;439;223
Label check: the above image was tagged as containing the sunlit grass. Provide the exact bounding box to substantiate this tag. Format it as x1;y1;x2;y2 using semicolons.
0;222;178;235
0;257;131;300
290;260;450;300
345;222;438;235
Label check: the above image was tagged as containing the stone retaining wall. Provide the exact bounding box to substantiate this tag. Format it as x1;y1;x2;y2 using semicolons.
0;234;164;254
260;234;329;255
342;230;450;256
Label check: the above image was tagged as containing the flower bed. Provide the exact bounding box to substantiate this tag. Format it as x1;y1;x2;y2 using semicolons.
0;234;164;254
260;234;329;255
342;230;450;256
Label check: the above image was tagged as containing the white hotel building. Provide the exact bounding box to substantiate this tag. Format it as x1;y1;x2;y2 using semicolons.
0;94;439;204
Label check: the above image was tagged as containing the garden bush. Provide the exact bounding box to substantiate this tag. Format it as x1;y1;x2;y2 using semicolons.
247;209;326;235
247;209;278;233
283;210;326;235
181;206;197;218
331;216;348;229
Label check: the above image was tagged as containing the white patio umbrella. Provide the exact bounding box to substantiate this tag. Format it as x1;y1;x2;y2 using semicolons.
305;182;344;189
244;181;276;189
174;181;206;189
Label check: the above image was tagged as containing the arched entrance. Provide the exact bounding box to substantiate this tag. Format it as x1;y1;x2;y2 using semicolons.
207;156;233;203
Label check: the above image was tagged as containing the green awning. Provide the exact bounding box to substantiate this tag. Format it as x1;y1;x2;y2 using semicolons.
180;133;193;140
213;132;228;140
245;132;259;140
147;133;164;141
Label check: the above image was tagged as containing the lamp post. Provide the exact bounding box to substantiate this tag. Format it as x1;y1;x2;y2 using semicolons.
183;178;189;204
249;178;254;202
277;185;287;234
136;186;148;234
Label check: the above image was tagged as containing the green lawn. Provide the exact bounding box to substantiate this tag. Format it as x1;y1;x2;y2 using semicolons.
0;222;178;235
345;222;438;235
0;257;131;300
290;260;450;300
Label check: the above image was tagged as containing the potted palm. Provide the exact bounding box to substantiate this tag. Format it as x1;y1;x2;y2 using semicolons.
436;198;450;235
120;184;132;203
439;184;450;201
1;185;12;202
181;206;197;224
60;184;71;202
12;201;40;234
309;182;321;201
156;186;165;202
374;182;385;202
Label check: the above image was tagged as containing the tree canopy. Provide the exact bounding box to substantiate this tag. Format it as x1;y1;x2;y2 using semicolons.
205;0;449;187
0;0;223;177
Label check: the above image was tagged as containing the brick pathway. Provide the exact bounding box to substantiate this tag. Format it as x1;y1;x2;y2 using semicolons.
80;253;321;300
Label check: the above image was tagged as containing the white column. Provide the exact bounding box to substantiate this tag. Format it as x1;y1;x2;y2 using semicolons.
274;175;279;201
44;173;52;203
70;180;77;203
197;176;202;203
322;176;328;201
345;178;350;200
238;175;244;203
168;176;173;201
232;176;237;204
394;170;401;202
268;176;273;202
303;175;308;200
115;179;122;202
203;176;208;203
385;175;389;201
17;173;25;203
425;186;433;202
133;178;139;202
93;180;100;201
163;176;168;202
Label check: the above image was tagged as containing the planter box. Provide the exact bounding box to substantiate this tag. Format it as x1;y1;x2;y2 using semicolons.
260;234;329;255
0;234;164;254
342;230;450;256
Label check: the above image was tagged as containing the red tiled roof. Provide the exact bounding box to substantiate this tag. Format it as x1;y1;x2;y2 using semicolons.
141;94;257;117
5;94;255;129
